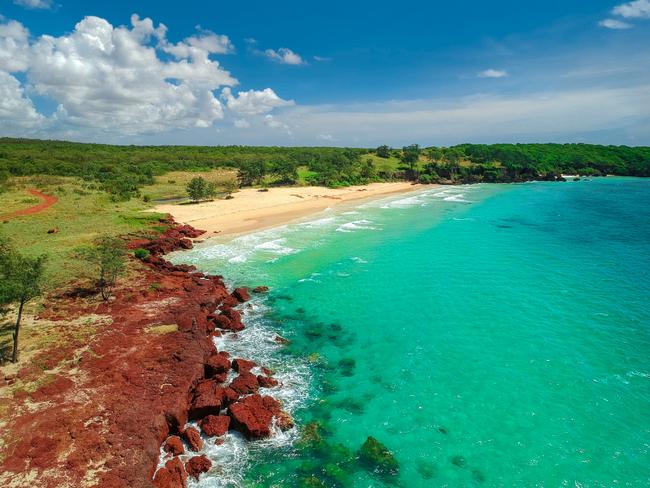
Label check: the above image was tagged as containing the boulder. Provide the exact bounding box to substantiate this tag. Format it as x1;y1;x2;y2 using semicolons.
257;375;279;388
182;426;203;452
232;358;257;374
228;394;293;439
163;435;185;456
185;455;211;480
153;457;187;488
274;335;290;345
231;287;251;303
211;314;233;330
188;380;224;420
252;286;269;294
229;373;259;395
205;353;231;377
219;307;245;332
199;415;230;437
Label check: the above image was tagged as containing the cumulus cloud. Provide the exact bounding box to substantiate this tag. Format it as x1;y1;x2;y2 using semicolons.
13;0;52;10
221;87;294;115
478;69;508;78
264;47;305;65
233;118;250;128
0;71;44;132
0;14;290;137
612;0;650;18
599;18;633;28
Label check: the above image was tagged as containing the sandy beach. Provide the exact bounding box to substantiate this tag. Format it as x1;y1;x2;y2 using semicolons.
153;182;422;237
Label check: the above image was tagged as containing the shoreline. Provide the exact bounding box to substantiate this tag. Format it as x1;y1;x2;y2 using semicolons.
152;182;423;239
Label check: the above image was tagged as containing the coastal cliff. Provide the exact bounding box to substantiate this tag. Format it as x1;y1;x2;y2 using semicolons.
0;220;290;487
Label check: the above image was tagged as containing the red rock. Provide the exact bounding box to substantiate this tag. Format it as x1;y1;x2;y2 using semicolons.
221;295;240;308
211;314;233;330
232;358;257;374
232;287;250;303
163;435;185;456
252;286;269;294
228;394;294;439
257;375;279;388
220;308;244;332
199;415;230;437
182;427;203;452
229;373;259;395
153;457;187;488
189;380;224;420
211;372;228;383
205;353;231;377
185;455;211;480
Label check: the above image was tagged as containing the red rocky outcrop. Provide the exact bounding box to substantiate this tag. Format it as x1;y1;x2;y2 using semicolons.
205;352;231;378
229;373;259;396
153;457;187;488
182;427;203;452
228;394;294;439
199;415;230;437
258;375;279;388
185;455;211;480
231;287;250;303
163;436;185;456
232;358;257;374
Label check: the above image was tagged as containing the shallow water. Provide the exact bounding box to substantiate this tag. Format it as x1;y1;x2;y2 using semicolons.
175;178;650;487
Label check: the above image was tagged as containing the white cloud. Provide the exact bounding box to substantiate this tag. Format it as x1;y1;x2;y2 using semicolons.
233;118;250;128
313;55;331;62
264;47;305;65
13;0;52;10
612;0;650;18
478;69;508;78
599;18;633;28
221;87;294;115
0;14;300;137
0;71;44;132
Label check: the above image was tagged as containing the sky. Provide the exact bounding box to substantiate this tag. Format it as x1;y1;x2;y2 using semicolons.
0;0;649;147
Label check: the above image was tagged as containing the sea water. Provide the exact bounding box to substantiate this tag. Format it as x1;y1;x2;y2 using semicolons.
174;178;650;487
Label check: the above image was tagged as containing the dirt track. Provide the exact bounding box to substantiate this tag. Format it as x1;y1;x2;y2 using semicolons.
0;189;58;221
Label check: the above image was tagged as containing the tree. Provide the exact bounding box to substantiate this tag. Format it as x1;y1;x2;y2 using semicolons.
376;145;391;158
270;159;298;184
187;176;207;202
400;144;421;179
237;159;267;186
0;235;47;363
426;148;444;164
80;236;126;301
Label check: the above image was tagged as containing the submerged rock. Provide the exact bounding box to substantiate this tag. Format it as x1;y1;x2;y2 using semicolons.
358;436;399;476
450;455;467;468
252;286;269;294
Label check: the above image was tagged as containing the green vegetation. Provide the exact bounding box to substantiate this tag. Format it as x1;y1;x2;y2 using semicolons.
78;235;127;301
358;436;400;476
186;176;217;203
1;139;647;196
0;234;47;362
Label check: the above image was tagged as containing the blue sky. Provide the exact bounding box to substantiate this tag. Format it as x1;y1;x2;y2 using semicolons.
0;0;649;146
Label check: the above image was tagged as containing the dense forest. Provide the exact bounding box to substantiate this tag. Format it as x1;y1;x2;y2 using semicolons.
0;138;648;199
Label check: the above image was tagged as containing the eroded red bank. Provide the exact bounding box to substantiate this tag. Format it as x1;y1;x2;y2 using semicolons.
0;220;291;488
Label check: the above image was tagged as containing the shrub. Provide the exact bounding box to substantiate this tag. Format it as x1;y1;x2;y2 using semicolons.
133;248;150;260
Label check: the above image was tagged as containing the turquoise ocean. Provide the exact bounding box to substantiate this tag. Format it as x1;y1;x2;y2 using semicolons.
174;178;650;487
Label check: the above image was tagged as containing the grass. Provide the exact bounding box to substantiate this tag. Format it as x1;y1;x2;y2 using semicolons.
0;176;166;287
139;168;238;201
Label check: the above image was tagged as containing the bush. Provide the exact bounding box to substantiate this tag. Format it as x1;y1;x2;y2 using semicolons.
142;194;151;202
133;248;150;260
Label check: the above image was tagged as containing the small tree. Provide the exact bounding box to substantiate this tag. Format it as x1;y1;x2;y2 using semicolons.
0;235;47;363
81;236;127;301
187;176;207;203
400;144;421;179
376;145;391;158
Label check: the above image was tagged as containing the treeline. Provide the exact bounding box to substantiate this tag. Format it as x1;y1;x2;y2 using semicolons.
0;138;648;199
0;138;370;199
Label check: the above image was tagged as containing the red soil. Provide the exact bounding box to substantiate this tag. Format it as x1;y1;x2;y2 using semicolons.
0;188;59;221
0;222;288;487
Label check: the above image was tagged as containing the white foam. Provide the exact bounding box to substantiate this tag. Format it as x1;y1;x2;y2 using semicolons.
336;219;377;233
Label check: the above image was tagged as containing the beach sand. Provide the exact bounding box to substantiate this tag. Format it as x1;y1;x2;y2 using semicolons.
153;182;422;237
